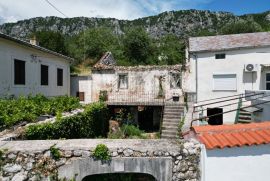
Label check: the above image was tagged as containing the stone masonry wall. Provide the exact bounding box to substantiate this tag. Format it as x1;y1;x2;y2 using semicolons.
0;139;201;181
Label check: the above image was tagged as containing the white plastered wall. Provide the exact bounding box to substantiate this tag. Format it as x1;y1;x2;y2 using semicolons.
184;46;270;124
0;38;70;97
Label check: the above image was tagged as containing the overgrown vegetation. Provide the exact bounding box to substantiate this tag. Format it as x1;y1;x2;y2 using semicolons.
93;144;111;161
50;145;61;160
0;95;80;130
108;124;146;139
24;102;109;139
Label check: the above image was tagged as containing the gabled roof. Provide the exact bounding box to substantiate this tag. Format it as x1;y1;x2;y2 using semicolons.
191;122;270;149
93;52;116;70
189;32;270;53
0;33;74;62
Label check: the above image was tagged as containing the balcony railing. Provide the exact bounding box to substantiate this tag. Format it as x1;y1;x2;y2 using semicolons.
107;91;165;106
245;90;270;101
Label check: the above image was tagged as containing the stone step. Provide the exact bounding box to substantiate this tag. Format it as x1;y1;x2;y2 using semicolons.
239;111;251;116
162;119;180;123
163;110;183;114
162;122;179;127
238;115;251;120
163;115;181;119
165;107;184;111
162;130;178;135
238;119;253;123
162;126;178;131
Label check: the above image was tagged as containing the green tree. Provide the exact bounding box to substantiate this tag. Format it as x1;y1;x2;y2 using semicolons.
220;21;263;35
123;27;154;65
70;28;121;65
157;34;185;65
32;31;67;55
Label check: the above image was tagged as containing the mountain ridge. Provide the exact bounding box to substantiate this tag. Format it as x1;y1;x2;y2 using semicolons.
1;9;269;39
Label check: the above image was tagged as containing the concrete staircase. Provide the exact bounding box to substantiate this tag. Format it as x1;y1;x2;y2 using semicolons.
161;104;184;139
238;109;252;123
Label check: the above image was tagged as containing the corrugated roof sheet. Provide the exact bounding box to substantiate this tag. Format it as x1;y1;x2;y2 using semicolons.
189;32;270;53
192;122;270;149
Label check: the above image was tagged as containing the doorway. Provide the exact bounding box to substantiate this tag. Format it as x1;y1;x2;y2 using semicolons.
207;108;223;125
138;107;154;132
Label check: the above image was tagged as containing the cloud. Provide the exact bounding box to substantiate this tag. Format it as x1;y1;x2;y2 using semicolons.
0;0;213;24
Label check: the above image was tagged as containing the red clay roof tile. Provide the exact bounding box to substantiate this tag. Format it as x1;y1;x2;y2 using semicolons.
192;122;270;149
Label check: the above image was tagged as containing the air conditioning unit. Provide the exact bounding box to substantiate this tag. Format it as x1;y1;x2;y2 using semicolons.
244;64;258;72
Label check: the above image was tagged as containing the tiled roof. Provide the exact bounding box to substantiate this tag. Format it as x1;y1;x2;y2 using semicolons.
93;52;116;70
189;32;270;53
192;122;270;149
0;33;74;62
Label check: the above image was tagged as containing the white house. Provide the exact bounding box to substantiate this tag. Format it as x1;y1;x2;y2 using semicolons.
184;32;270;125
186;122;270;181
0;33;73;97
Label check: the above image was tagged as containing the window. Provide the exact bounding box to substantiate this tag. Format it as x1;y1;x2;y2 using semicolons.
213;74;237;91
170;72;181;89
57;68;63;86
14;59;25;85
118;74;128;89
76;92;85;101
266;73;270;90
41;65;49;86
215;53;226;59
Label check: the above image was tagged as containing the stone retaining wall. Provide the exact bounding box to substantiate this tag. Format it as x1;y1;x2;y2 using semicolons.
0;139;201;181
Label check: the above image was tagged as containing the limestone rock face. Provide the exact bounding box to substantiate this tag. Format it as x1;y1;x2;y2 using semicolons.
0;10;245;39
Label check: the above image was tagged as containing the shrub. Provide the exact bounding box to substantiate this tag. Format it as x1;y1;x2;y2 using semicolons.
122;124;144;138
93;144;111;161
50;145;61;160
108;124;145;139
24;102;109;139
0;94;80;130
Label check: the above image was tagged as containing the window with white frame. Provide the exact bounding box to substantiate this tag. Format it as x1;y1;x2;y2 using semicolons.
213;74;237;91
118;74;128;89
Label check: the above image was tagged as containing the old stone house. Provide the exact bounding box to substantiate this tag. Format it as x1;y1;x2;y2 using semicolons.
71;52;183;138
0;33;73;97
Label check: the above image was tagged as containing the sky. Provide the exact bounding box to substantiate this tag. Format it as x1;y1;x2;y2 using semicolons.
0;0;270;24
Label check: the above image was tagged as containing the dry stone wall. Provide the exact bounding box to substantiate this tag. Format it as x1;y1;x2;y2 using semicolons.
0;139;201;181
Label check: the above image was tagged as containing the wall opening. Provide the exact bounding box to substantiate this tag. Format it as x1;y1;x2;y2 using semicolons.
207;108;223;125
82;173;156;181
108;106;162;132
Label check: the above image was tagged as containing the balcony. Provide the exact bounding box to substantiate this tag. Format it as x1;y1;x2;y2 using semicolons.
106;91;166;106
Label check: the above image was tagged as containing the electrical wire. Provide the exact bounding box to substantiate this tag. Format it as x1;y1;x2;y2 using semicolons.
44;0;68;18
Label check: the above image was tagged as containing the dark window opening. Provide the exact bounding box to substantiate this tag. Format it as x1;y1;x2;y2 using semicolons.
41;65;49;85
207;108;223;125
76;92;85;101
83;173;156;181
215;53;226;59
170;72;181;89
118;74;128;89
266;73;270;90
57;68;63;86
14;59;25;85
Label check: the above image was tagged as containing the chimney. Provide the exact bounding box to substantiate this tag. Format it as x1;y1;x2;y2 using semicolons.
30;35;39;46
